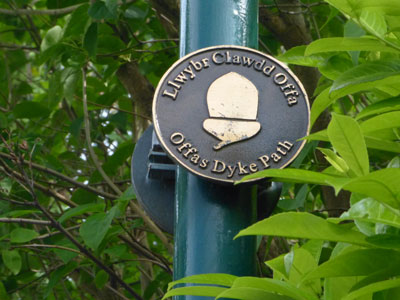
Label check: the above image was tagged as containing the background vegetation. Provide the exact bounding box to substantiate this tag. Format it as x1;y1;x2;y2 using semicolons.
0;0;399;299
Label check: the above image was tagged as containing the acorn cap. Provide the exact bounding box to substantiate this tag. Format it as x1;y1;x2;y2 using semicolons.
207;72;258;120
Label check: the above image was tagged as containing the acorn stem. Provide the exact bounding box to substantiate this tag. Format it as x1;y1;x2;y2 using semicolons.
213;141;230;150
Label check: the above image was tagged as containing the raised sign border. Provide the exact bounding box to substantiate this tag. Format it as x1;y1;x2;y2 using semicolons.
152;45;310;184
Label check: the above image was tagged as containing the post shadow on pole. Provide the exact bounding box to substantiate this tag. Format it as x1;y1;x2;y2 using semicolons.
174;1;259;299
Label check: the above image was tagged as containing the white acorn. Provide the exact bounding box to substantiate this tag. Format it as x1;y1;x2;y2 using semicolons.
203;72;261;150
206;72;258;119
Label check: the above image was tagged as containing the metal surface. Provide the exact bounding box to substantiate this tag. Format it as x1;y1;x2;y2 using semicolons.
132;126;281;233
131;125;175;234
258;182;282;220
174;1;259;299
153;46;310;183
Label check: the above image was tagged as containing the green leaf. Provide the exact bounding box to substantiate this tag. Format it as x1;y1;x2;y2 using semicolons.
63;4;90;38
88;1;117;20
240;168;349;191
70;188;98;205
356;97;400;120
365;234;400;249
321;6;340;31
302;240;324;263
44;261;78;298
342;168;400;209
304;249;400;281
359;9;387;38
357;0;400;16
325;0;400;17
47;70;62;108
10;228;38;243
124;6;148;19
96;34;125;54
217;287;293;300
363;136;400;153
62;67;80;103
267;253;289;281
287;247;321;295
266;241;323;283
325;277;361;300
162;286;227;299
305;37;397;55
41;25;63;52
168;273;237;291
324;244;364;300
103;244;128;259
58;203;105;224
341;197;400;229
388;156;400;168
278;184;308;210
13;102;51;119
360;111;400;133
117;185;136;202
69;117;83;139
1;209;40;218
305;129;400;153
229;277;318;300
343;19;365;64
2;250;21;275
318;148;350;174
113;186;136;215
331;61;400;97
94;270;109;289
345;278;400;300
83;22;98;57
79;205;118;250
327;114;369;176
103;142;135;176
319;55;354;80
323;0;354;16
0;112;8;129
105;0;118;17
349;268;400;296
344;20;366;38
310;87;336;127
278;46;327;67
53;239;79;263
236;212;370;246
0;281;9;300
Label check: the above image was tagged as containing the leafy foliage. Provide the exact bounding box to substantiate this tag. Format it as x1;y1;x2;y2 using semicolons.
1;0;400;299
0;0;177;299
166;0;400;299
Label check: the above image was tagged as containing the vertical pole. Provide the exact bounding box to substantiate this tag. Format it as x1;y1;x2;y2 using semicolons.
174;1;259;299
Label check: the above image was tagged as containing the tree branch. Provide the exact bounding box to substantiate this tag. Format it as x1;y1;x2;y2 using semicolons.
76;97;151;121
82;68;122;196
36;225;81;240
12;243;81;254
0;145;142;297
116;62;154;121
83;68;173;255
0;218;51;225
35;200;143;300
260;0;320;96
118;234;172;274
0;4;82;16
0;42;38;50
0;152;118;200
0;165;77;208
148;0;179;38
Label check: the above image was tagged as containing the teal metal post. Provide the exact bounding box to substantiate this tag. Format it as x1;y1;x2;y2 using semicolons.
174;1;259;298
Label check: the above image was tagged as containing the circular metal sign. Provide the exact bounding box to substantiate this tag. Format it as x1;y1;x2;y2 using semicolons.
153;45;310;183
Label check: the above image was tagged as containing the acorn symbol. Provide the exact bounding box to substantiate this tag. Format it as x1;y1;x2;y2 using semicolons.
203;72;261;150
